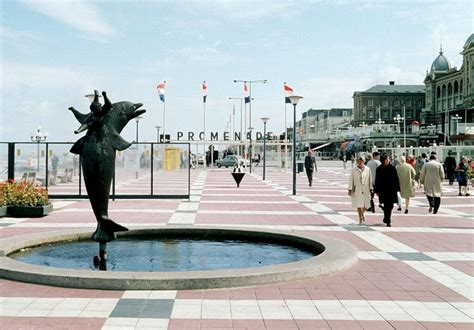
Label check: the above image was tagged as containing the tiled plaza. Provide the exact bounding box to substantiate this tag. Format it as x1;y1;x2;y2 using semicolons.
0;161;473;329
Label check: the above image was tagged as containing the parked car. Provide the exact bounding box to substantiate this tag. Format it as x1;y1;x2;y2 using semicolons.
197;154;205;165
215;155;249;168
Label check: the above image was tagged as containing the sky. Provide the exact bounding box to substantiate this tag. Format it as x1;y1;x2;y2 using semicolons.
1;0;473;143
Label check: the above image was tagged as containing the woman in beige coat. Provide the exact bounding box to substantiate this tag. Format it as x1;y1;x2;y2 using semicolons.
396;156;416;214
348;156;372;225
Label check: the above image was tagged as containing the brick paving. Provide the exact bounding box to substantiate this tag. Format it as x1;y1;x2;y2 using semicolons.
0;161;472;329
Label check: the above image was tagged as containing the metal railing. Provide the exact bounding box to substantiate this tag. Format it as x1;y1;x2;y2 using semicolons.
0;142;191;199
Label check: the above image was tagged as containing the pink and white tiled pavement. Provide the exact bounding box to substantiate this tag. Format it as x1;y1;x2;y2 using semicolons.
1;161;473;329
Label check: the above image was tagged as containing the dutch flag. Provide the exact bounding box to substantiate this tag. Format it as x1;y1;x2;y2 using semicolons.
202;81;207;103
156;81;166;103
244;82;250;104
284;82;294;104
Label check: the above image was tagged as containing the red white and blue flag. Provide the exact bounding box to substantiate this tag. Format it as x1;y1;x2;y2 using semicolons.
202;81;207;103
156;81;166;103
284;82;294;104
244;82;251;104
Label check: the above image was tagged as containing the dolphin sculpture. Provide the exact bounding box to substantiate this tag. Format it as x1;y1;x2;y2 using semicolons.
69;90;146;242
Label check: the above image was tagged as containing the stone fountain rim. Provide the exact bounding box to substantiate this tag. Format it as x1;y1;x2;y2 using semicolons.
0;226;358;290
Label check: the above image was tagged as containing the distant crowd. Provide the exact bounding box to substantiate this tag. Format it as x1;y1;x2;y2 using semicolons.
346;151;472;227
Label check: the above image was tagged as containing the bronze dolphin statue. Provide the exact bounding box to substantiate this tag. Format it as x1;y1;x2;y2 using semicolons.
69;90;146;242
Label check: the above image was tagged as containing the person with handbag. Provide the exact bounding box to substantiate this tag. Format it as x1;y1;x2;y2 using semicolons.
456;156;470;196
375;154;400;227
348;155;372;225
396;156;416;214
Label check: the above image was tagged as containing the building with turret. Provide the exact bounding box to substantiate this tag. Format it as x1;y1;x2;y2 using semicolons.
423;34;474;145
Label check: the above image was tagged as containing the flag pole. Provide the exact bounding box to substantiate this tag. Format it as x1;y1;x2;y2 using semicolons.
203;99;206;170
285;101;288;172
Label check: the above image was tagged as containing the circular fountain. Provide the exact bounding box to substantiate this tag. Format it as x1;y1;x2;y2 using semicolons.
0;226;357;290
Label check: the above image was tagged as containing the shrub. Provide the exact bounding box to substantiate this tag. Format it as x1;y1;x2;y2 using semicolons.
1;180;49;207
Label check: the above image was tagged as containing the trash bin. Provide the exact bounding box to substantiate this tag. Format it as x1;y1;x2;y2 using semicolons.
297;162;304;173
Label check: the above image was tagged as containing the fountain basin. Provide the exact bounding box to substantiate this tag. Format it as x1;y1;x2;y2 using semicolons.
0;226;357;290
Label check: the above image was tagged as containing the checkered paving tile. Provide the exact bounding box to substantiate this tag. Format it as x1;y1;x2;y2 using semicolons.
0;161;473;329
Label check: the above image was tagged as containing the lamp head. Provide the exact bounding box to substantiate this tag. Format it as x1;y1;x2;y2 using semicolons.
260;117;270;124
288;95;303;106
135;116;143;123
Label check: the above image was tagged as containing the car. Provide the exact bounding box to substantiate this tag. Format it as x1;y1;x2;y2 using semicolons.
215;155;249;168
196;154;205;165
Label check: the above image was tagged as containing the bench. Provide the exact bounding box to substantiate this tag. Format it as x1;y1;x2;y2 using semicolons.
57;168;73;183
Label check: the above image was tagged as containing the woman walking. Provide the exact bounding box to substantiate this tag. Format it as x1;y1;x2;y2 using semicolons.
348;156;372;225
456;156;470;196
375;154;400;227
396;156;416;214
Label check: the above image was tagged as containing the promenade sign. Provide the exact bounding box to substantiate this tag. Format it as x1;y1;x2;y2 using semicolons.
175;131;269;141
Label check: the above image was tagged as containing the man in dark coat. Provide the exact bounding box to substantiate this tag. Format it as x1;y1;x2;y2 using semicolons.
444;151;456;185
304;149;317;187
374;154;400;227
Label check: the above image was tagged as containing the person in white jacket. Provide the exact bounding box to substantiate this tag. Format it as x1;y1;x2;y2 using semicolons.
420;154;445;214
348;156;373;225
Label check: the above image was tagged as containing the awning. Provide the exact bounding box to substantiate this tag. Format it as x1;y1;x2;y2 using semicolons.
312;142;332;151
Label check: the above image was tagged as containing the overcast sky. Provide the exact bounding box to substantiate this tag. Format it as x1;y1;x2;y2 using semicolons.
1;0;472;143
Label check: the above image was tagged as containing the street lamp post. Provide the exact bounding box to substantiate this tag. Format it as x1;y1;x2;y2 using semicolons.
155;126;161;144
30;127;48;173
234;79;267;172
393;114;405;149
453;114;462;144
260;117;270;180
289;95;303;195
248;127;254;172
135;116;142;147
229;97;244;155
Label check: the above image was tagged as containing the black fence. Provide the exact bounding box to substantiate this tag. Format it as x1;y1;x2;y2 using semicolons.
0;142;190;199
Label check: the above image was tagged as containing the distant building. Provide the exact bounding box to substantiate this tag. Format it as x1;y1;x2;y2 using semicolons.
353;81;425;135
423;34;474;145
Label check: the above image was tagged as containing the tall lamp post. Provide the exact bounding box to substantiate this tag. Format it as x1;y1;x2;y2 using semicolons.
393;114;405;149
30;127;48;173
135;116;142;147
234;79;267;172
229;97;244;155
453;114;462;144
289;95;303;195
260;117;270;180
155;126;161;144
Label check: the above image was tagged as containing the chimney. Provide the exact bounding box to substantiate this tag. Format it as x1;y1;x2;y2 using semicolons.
389;81;395;85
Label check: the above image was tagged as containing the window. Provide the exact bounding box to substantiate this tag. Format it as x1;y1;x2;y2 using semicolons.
406;100;412;107
417;100;422;107
382;109;389;119
368;99;374;106
382;99;388;106
406;109;412;118
343;111;348;117
394;99;400;106
368;110;374;119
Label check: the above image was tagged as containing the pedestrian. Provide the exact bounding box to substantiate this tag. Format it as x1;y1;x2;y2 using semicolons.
374;154;400;227
396;156;416;214
342;155;347;169
304;149;317;187
50;154;59;185
444;151;456;185
420;154;445;214
348;155;372;225
350;154;355;168
406;155;416;169
415;153;427;187
366;151;381;213
456;156;470;196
